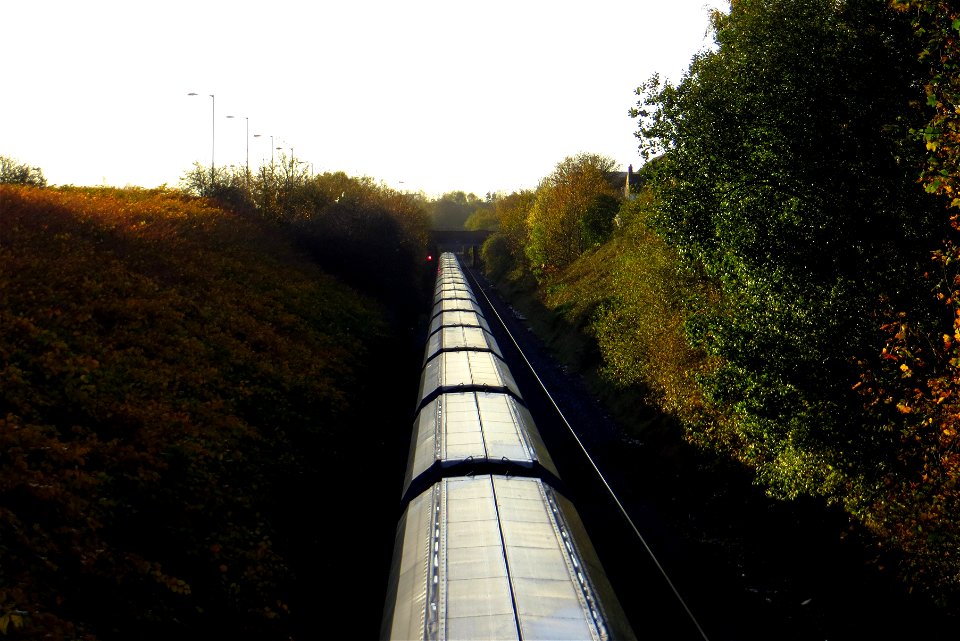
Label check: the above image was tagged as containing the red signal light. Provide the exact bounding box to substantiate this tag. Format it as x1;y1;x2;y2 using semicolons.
427;254;433;262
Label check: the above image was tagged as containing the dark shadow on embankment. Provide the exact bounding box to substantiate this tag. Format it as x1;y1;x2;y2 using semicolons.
275;267;434;640
468;263;957;641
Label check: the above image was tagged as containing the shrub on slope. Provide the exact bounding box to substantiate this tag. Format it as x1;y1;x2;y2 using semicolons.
0;186;387;639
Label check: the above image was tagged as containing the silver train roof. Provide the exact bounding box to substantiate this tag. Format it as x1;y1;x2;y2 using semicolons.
418;350;521;408
402;391;558;497
428;310;491;335
424;325;502;364
432;297;485;318
381;475;635;641
435;271;469;285
434;285;477;302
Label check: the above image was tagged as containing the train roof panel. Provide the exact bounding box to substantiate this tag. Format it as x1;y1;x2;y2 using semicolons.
431;297;484;318
435;278;470;292
433;280;473;298
438;261;465;273
438;262;465;274
434;272;469;283
403;391;558;496
424;325;502;363
434;284;476;301
435;265;468;279
428;310;491;335
381;475;635;641
437;264;462;277
418;351;520;408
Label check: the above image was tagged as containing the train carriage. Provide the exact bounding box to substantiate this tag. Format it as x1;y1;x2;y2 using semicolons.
382;252;636;641
401;389;559;503
382;475;635;641
418;350;522;407
424;325;503;363
434;284;477;303
428;310;491;336
432;296;485;317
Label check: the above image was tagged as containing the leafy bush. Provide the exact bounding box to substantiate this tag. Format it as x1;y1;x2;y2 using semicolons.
464;206;499;231
525;153;620;278
475;0;960;603
591;195;724;437
633;0;940;501
847;0;960;599
0;185;398;638
423;191;488;230
480;233;513;282
0;155;46;187
179;162;430;309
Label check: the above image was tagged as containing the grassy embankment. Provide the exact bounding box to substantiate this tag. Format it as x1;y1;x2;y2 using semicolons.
0;185;424;640
487;198;717;446
481;198;958;622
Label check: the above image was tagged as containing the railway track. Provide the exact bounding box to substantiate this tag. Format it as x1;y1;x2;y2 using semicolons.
453;259;960;641
462;263;711;641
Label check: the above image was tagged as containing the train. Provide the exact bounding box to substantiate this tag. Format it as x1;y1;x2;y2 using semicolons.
380;252;636;641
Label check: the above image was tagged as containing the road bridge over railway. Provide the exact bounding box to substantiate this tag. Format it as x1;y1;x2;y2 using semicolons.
428;229;492;267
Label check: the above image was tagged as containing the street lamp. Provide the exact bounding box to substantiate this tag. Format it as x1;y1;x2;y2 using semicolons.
188;92;215;184
253;133;274;166
226;114;249;177
274;141;294;170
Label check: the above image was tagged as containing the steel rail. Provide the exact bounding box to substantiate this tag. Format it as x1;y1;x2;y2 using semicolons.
465;266;712;641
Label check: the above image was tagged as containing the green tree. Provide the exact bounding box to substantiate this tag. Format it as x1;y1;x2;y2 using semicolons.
494;190;534;259
634;0;938;498
0;155;46;187
525;153;620;278
478;190;535;282
426;191;484;230
464;202;498;231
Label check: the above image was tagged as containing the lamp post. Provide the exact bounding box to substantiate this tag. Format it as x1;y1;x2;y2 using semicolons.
275;141;293;171
270;136;287;170
188;92;215;185
253;133;274;167
226;115;249;177
227;115;250;188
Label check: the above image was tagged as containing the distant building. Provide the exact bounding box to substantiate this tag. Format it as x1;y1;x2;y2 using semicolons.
607;164;643;200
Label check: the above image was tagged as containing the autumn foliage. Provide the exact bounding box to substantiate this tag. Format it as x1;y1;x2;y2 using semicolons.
891;0;960;202
859;242;960;596
852;0;960;597
477;0;960;607
0;185;409;638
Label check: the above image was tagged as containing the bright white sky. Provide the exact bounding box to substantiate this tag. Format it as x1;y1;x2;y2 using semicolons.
3;0;725;197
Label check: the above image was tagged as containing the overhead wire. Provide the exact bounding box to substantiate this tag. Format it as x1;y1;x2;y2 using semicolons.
465;266;712;641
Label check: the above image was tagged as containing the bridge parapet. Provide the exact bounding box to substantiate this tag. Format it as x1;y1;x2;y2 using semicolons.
429;230;493;267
